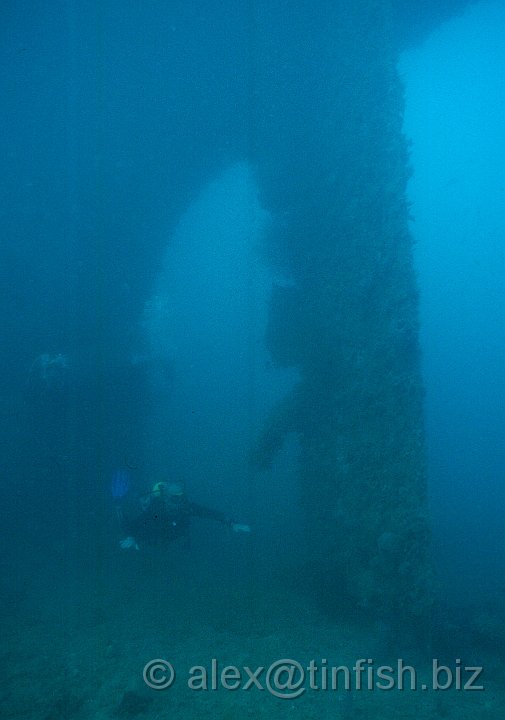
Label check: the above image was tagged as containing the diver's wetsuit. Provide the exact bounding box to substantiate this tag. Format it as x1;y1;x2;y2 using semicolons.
122;496;231;546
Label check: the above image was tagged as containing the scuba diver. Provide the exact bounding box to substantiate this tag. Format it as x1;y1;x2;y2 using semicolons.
28;353;70;397
114;476;250;550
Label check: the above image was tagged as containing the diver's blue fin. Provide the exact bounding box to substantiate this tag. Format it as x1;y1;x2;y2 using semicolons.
111;469;130;501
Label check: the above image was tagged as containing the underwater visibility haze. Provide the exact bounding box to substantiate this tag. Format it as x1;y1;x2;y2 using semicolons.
1;0;504;718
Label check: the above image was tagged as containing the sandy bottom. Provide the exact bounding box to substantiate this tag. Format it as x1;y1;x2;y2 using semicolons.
1;547;503;720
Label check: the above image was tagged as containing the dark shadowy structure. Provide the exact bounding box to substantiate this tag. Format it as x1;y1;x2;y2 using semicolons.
251;0;432;623
1;0;473;621
392;0;476;48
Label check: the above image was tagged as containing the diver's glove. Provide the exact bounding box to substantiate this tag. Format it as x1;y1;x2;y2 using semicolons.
231;523;251;533
120;536;139;550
